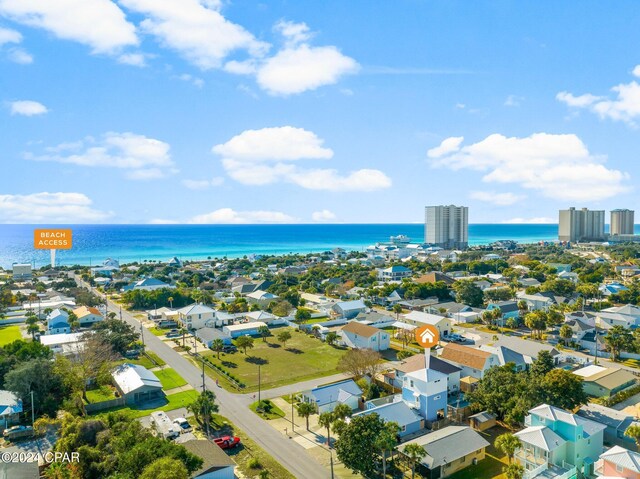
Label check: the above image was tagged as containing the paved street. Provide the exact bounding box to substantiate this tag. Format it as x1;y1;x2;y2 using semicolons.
75;275;329;479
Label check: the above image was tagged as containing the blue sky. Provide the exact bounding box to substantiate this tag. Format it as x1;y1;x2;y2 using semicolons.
1;0;640;224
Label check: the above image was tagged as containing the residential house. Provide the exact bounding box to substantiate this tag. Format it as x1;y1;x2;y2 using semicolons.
222;321;268;338
46;308;71;335
595;446;640;478
354;311;395;327
301;379;362;414
122;277;174;292
0;390;22;430
573;365;637;398
578;403;639;449
244;310;278;324
603;304;640;326
389;353;461;397
331;300;367;319
600;282;629;297
486;301;520;324
12;263;32;280
478;344;527;371
563;317;595;341
414;272;455;285
181;439;236;479
558;271;579;283
40;332;86;355
397;298;440;311
246;290;279;307
354;400;424;438
520;277;542;288
167;256;182;268
516;292;554;311
195;328;233;348
594;311;636;330
176;304;217;330
401;364;448;422
439;344;499;379
398;426;490;479
403;311;452;337
493;337;561;364
91;258;120;277
515;404;605;478
340;322;390;352
112;363;164;405
73;306;104;328
377;265;412;282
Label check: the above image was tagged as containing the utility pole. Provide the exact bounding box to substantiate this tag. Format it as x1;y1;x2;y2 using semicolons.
291;400;295;432
258;364;262;403
330;451;335;479
30;390;34;427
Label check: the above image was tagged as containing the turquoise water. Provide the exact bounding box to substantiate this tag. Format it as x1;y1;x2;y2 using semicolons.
0;223;566;268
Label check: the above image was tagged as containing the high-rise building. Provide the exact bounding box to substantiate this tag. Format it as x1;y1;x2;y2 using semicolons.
558;207;605;243
425;205;468;249
610;209;635;236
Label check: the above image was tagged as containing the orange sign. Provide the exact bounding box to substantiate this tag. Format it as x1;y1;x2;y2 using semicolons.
34;229;73;249
415;324;439;349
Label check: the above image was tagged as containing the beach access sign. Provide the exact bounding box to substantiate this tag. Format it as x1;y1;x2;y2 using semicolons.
415;324;439;349
34;229;72;268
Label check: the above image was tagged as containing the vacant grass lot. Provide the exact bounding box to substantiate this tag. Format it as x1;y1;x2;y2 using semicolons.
155;367;188;390
203;328;347;392
0;325;22;346
86;386;117;403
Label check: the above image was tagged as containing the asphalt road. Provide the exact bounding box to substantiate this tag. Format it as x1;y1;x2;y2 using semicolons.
75;275;329;479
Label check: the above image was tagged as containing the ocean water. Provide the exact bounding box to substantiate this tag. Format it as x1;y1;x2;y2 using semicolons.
0;223;565;268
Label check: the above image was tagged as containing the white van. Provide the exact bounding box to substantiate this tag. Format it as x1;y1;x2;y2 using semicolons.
150;411;180;440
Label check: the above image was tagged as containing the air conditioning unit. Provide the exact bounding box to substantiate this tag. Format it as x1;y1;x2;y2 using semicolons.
472;458;478;465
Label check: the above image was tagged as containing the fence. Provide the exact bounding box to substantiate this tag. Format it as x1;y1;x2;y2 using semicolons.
85;397;126;413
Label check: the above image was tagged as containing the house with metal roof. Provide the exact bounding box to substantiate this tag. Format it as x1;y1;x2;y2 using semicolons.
340;322;390;351
121;277;175;292
573;365;637;398
514;404;605;478
595;445;640;478
403;311;452;337
377;265;412;282
301;379;362;414
354;400;424;438
195;327;233;348
331;300;367;319
73;306;104;328
398;426;490;478
0;390;22;430
578;403;640;449
111;363;163;405
246;290;279;306
175;303;216;330
389;353;461;396
478;344;527;371
46;308;71;335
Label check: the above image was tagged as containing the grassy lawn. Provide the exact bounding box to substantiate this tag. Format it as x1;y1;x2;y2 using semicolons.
148;327;167;336
0;325;22;346
93;390;199;419
249;400;286;420
202;328;348;392
448;426;510;479
117;351;167;369
210;414;295;479
155;367;188;390
86;386;117;403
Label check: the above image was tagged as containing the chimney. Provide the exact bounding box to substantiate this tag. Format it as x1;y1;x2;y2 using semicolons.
425;348;431;370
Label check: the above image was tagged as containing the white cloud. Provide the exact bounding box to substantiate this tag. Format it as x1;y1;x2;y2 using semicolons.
274;20;312;47
427;136;463;158
190;208;295;224
0;192;112;223
429;133;629;201
0;25;20;45
119;0;268;70
256;43;359;96
0;26;33;63
0;0;138;54
312;209;336;222
181;177;224;190
504;94;523;107
7;47;32;63
118;52;147;67
214;126;391;192
213;126;333;161
469;191;524;206
502;217;556;224
26;132;177;180
177;73;204;88
557;67;640;124
10;100;48;116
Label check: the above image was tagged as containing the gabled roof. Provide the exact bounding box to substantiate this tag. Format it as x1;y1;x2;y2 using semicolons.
245;310;276;321
440;343;492;370
73;306;103;318
333;300;367;312
341;322;381;338
487;301;519;314
404;311;448;326
354;400;422;426
112;363;162;395
600;446;640;472
135;278;170;287
515;426;566;452
479;345;526;367
529;404;606;436
395;354;461;376
177;303;216;316
246;290;278;300
181;439;236;475
308;379;362;406
0;390;22;417
578;403;636;431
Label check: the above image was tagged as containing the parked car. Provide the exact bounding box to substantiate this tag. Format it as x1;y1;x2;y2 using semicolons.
214;435;241;449
124;349;140;359
222;345;237;353
173;417;192;433
3;425;34;441
166;330;181;338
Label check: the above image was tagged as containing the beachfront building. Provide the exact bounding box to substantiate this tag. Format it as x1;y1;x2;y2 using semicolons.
610;209;635;236
12;263;32;280
558;207;606;243
425;205;469;249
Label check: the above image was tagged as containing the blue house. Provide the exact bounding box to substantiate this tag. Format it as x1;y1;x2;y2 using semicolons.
46;308;71;335
302;379;362;414
486;301;520;322
354;400;424;437
599;282;628;297
401;366;448;423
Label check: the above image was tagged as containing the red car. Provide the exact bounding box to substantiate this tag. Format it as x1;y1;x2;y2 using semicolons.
214;435;241;449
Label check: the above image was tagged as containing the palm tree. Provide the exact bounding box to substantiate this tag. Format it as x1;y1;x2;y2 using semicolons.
404;443;426;479
325;331;338;346
625;424;640;447
296;402;315;430
186;390;219;433
168;296;174;309
258;325;270;342
26;315;40;339
318;412;334;446
376;421;400;478
503;463;524;479
68;311;79;331
393;304;403;320
332;403;352;421
495;433;520;463
235;335;254;355
311;325;321;338
180;328;188;348
277;330;292;348
559;324;573;346
211;339;224;359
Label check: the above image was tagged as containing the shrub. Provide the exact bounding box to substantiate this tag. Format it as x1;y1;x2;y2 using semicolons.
247;458;262;469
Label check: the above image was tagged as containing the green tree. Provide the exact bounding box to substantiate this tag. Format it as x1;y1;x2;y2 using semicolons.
26;315;40;339
277;330;292;348
92;318;139;355
495;433;520;463
559;324;573;346
375;421;400;478
140;457;188;479
211;339;224;360
186;390;219;432
235;335;254;355
296;402;316;430
453;280;484;307
258;325;270;342
604;325;634;361
397;350;414;360
318;411;334;446
404;443;427;479
67;311;79;331
524;311;547;339
325;331;339;346
295;308;311;322
335;413;387;477
538;369;587;411
503;463;525;479
392;303;403;320
530;350;555;377
625;424;640;446
332;403;352;421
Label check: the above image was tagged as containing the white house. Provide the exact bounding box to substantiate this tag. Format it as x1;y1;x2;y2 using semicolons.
223;321;267;338
112;363;163;405
46;308;71;335
176;304;216;330
122;278;175;292
377;265;412;282
246;290;279;306
340;322;390;351
403;311;452;337
331;300;368;319
73;306;104;328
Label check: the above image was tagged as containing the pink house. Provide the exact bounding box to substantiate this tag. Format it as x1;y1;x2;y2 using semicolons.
596;446;640;478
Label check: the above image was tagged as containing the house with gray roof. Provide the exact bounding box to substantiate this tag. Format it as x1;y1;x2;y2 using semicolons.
301;379;362;414
578;403;640;449
331;300;367;319
112;363;163;405
354;400;424;438
398;426;490;478
181;439;236;479
0;390;22;430
195;327;233;348
478;344;527;371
